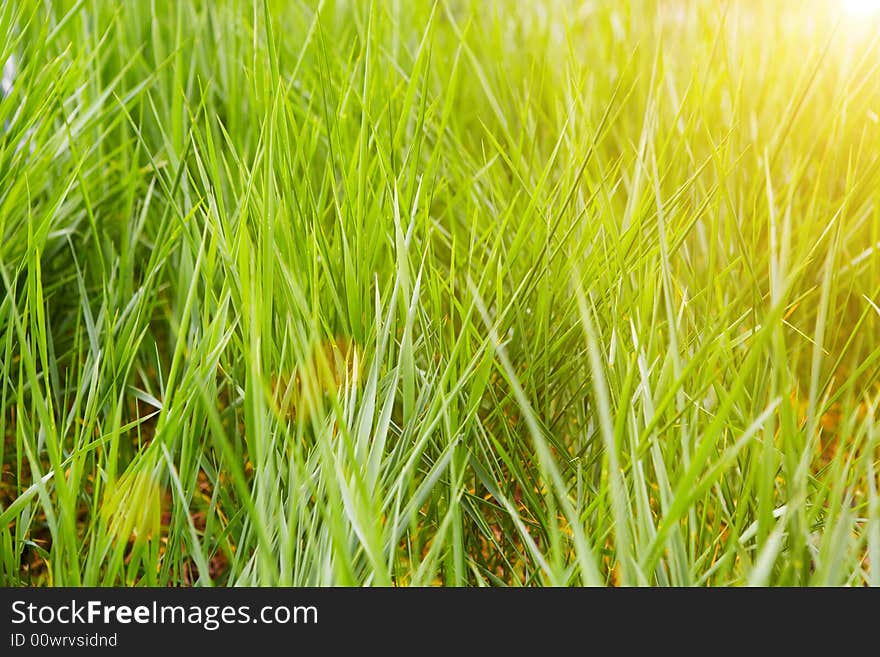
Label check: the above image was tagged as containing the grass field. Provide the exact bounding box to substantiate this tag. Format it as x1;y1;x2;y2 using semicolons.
1;0;880;586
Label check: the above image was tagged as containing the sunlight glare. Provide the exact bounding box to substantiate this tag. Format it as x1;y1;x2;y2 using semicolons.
843;0;880;17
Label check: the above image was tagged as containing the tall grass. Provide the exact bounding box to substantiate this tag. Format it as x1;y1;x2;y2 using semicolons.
1;0;879;586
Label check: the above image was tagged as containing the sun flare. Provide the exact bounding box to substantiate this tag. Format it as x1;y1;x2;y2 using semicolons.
843;0;880;17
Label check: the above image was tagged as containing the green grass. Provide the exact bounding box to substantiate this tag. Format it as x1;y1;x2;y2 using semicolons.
1;0;879;586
